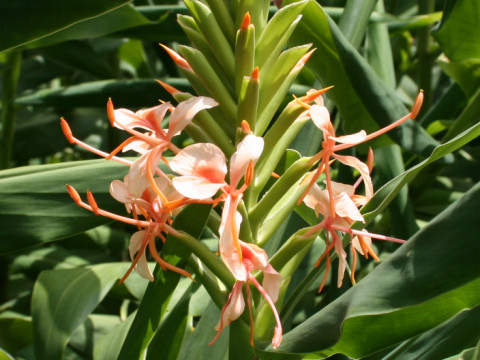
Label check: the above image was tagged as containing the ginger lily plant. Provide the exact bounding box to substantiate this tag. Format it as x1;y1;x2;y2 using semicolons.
2;1;480;360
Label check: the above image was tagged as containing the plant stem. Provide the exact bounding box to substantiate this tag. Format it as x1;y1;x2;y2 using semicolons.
1;50;22;169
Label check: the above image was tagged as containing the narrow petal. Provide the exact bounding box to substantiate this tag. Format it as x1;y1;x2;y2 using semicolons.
333;233;347;288
333;154;373;199
262;264;282;303
168;96;218;138
229;134;264;188
310;104;334;137
110;179;131;204
334;192;365;223
128;231;154;281
136;102;171;134
219;195;247;280
330;130;367;145
303;183;330;218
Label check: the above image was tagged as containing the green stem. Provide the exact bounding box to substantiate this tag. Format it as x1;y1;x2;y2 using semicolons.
1;50;22;169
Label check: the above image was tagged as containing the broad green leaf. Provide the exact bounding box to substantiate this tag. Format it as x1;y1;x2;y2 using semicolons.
15;79;192;108
38;40;116;79
275;180;480;357
0;349;14;360
176;300;228;360
285;0;441;158
375;305;480;360
432;0;480;62
0;312;32;354
31;263;131;360
146;281;193;360
0;0;131;52
0;160;128;254
117;204;211;360
93;312;136;360
25;5;151;50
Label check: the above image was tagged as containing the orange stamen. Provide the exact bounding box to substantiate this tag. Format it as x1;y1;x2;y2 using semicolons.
411;90;424;120
271;171;280;178
60;118;75;144
107;98;115;127
148;235;193;279
106;136;137;160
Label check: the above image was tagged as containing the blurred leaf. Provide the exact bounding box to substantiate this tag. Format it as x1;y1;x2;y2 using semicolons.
0;349;14;360
0;312;32;354
0;160;129;254
38;41;116;79
0;0;132;52
25;5;151;49
15;78;192;108
433;0;480;62
31;263;130;360
275;180;480;357
93;312;135;360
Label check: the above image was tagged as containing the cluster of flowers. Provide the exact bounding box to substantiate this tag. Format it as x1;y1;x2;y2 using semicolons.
61;83;423;349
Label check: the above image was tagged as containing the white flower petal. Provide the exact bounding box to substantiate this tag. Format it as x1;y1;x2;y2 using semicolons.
172;176;223;199
168;96;218;138
229;134;264;188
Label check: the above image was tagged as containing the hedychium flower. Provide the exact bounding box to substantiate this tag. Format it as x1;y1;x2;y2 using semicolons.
296;89;424;292
62;95;218;282
170;125;283;347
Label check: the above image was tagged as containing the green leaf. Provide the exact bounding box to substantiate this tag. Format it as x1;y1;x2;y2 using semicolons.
0;160;128;254
276;180;480;357
432;0;480;62
93;312;136;360
0;312;32;354
0;0;132;52
376;305;480;360
117;204;211;360
31;263;131;360
15;79;192;108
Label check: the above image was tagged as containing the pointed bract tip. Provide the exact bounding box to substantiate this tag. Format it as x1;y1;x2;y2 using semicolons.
241;120;252;134
251;66;259;80
298;85;334;103
410;90;424;120
60;118;75;144
293;48;316;72
156;79;180;95
160;43;192;71
241;12;251;30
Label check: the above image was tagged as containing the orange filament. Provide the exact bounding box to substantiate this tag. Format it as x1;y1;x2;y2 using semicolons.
106;136;137;160
411;90;424;120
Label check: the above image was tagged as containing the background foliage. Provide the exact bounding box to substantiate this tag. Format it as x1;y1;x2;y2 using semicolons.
1;0;479;359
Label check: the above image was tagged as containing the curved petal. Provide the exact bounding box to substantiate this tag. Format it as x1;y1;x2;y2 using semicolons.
333;233;347;288
229;134;264;188
262;264;282;303
303;183;330;218
330;130;367;144
110;179;131;204
128;231;153;281
168;96;218;138
310;104;334;137
333;154;373;199
334;192;365;223
219;195;247;280
172;176;223;199
136;102;171;134
170;143;227;182
113;109;150;131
